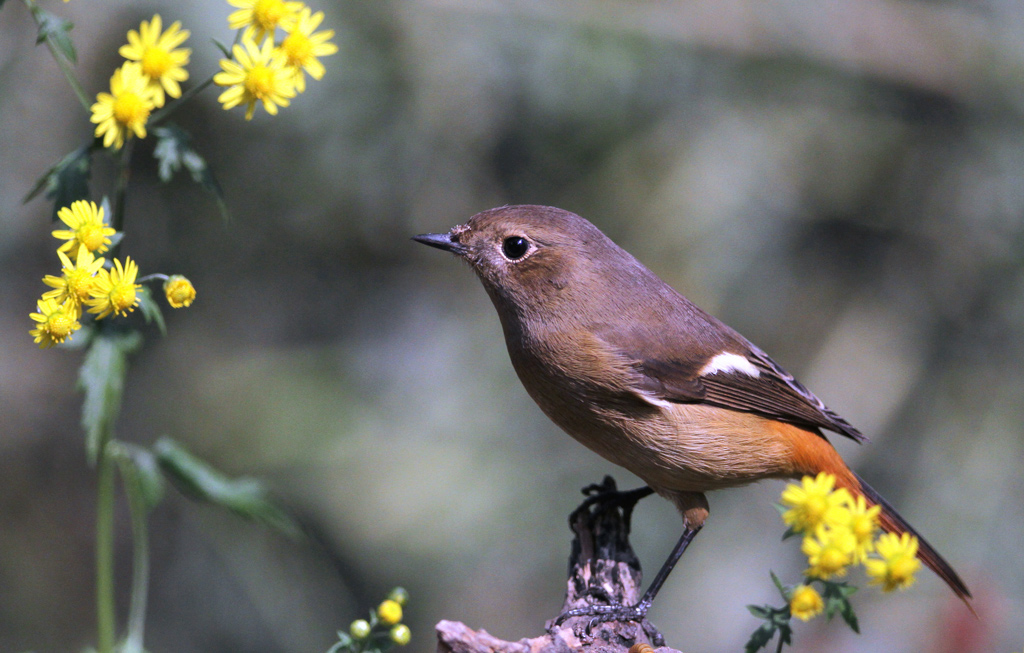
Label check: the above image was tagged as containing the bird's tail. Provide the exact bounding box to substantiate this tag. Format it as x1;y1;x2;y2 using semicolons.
842;472;972;607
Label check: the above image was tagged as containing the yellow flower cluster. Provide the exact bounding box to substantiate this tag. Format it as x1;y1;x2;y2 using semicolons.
30;200;196;350
91;15;191;150
780;473;921;619
216;0;337;120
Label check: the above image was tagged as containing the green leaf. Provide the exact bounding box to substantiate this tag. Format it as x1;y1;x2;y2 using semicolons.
33;8;76;63
154;437;301;538
776;621;794;647
112;442;165;512
770;571;789;600
747;604;770;620
137;287;166;336
744;622;777;653
152;125;230;221
821;581;860;633
24;145;93;219
78;329;142;463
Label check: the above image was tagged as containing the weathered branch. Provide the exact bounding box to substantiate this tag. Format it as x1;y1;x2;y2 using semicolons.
436;477;684;653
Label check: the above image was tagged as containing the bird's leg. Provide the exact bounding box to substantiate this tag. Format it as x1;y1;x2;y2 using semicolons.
553;490;707;645
555;524;702;626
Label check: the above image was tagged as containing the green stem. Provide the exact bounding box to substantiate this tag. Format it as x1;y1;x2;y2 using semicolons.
111;138;135;235
96;439;117;653
23;0;91;113
150;73;217;126
119;450;151;653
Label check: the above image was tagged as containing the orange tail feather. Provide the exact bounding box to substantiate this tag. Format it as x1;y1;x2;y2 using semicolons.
847;473;972;607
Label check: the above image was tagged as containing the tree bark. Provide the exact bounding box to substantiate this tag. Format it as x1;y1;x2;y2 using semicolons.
435;477;684;653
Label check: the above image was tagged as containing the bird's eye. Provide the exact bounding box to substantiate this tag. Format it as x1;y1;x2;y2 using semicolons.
501;235;530;261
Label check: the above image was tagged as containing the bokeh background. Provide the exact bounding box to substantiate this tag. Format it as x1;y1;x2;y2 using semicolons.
2;1;1023;651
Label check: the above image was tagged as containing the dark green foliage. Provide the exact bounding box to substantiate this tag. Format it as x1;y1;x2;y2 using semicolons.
154;437;300;538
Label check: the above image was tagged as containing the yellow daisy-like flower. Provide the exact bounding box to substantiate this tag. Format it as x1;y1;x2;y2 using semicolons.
164;275;196;308
52;200;117;255
845;494;882;563
86;257;142;320
214;35;297;120
788;584;824;622
227;0;303;43
864;532;921;592
276;7;337;93
781;473;852;536
119;14;191;108
90;62;157;149
30;297;81;349
42;246;107;314
802;526;856;580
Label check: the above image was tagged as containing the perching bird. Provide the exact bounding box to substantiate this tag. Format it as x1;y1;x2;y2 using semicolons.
414;204;970;622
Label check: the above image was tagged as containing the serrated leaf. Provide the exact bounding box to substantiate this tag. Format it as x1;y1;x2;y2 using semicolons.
154;437;301;538
770;571;788;599
152;125;230;221
746;604;770;619
24;145;93;219
137;287;166;336
112;442;165;512
78;329;142;463
821;581;860;633
781;526;800;541
776;622;793;646
34;8;76;63
744;622;777;653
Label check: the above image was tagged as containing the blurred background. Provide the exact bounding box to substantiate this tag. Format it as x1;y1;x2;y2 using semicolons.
2;0;1023;651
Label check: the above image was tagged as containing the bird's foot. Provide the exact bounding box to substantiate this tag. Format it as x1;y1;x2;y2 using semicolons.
551;597;664;647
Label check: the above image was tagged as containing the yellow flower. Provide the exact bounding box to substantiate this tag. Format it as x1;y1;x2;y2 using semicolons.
119;15;191;108
780;473;852;536
802;526;856;580
227;0;303;43
164;275;196;308
276;7;337;93
42;246;107;313
846;494;881;563
86;257;142;320
52;200;116;255
789;584;824;622
30;297;81;349
91;62;157;149
864;532;921;592
377;599;402;626
214;35;297;120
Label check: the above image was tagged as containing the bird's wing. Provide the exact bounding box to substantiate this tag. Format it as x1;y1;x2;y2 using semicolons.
594;319;867;443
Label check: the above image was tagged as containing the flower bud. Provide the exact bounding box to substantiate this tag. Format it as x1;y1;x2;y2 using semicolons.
388;586;409;606
390;624;411;646
377;599;402;626
349;619;371;640
164;275;196;308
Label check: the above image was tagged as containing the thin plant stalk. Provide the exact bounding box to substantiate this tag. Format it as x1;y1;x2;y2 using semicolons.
95;438;117;653
121;458;152;653
23;0;92;113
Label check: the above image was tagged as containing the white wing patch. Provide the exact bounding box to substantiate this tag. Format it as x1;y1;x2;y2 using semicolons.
699;352;761;378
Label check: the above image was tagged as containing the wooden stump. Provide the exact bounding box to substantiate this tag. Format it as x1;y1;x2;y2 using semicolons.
436;477;684;653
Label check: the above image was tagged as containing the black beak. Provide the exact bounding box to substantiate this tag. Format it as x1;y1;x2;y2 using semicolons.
413;232;464;254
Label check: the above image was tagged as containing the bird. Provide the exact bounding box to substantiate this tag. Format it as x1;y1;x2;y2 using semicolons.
413;204;971;624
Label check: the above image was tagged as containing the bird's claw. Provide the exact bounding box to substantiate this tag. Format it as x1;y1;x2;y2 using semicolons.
551;600;664;647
